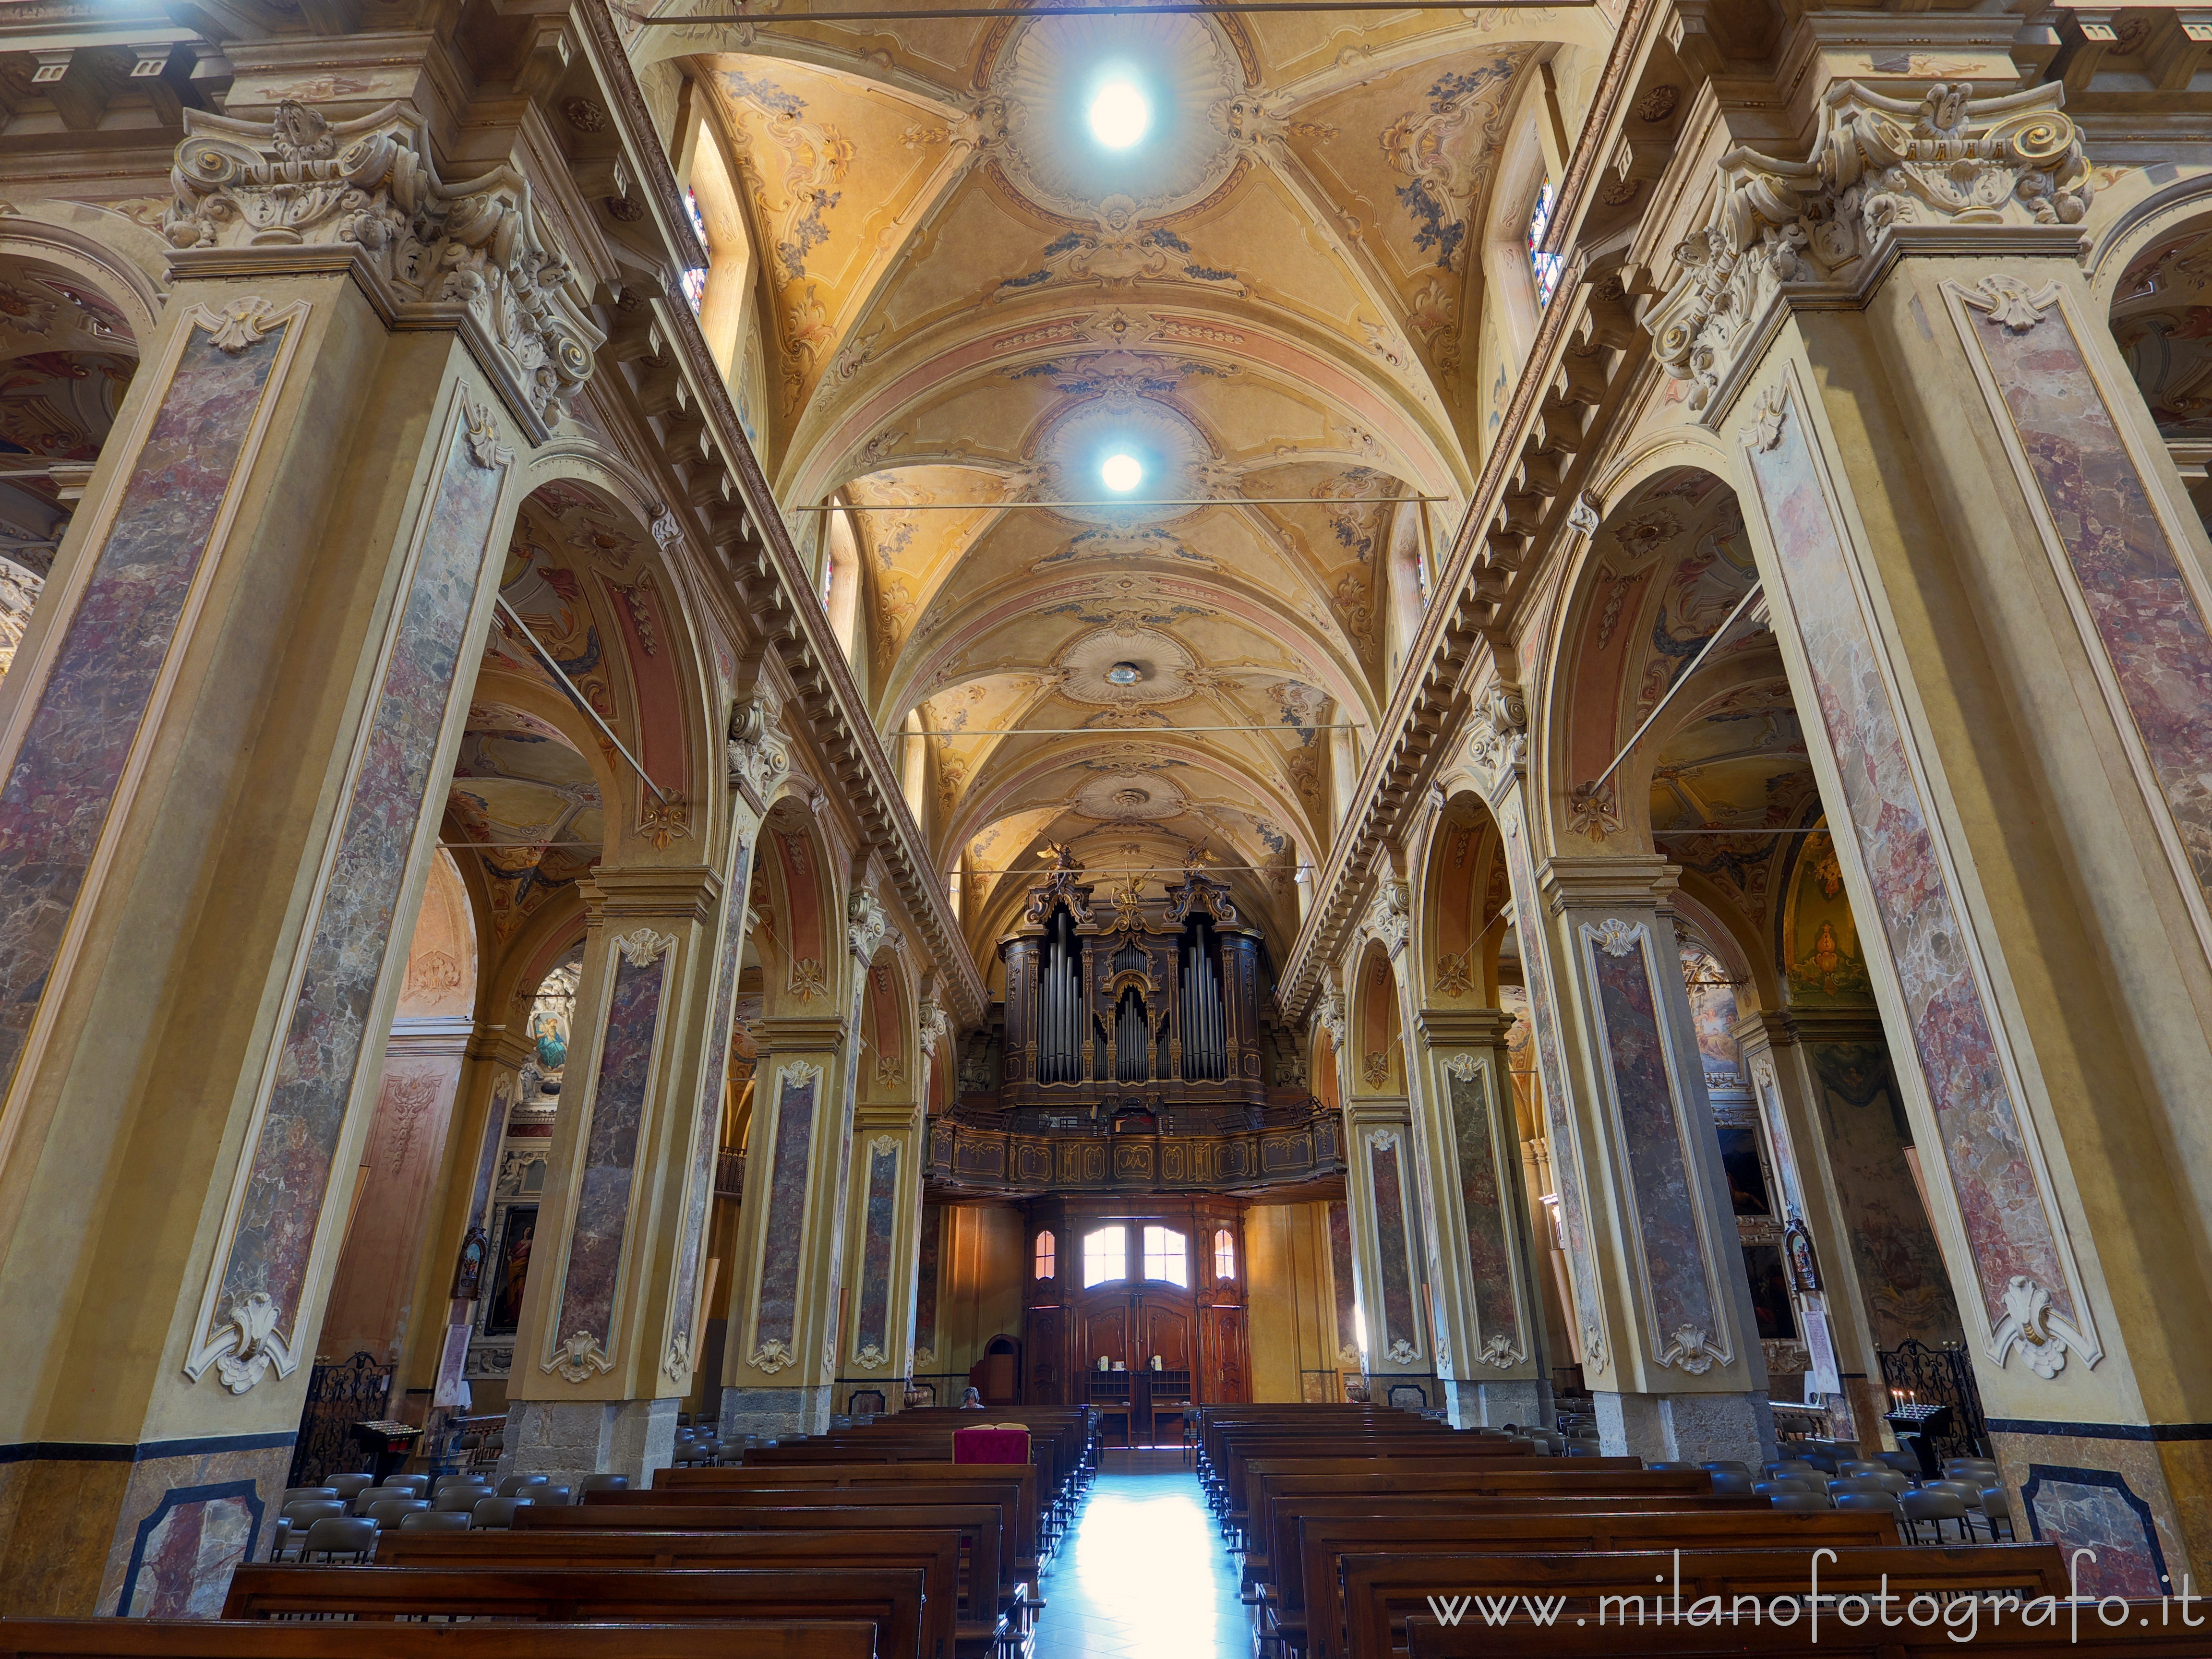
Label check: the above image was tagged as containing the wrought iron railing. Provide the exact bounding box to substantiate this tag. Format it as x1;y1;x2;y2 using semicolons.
285;1350;395;1489
1877;1338;1991;1464
715;1148;746;1199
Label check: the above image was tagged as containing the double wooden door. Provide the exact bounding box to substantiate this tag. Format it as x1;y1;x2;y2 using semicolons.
1078;1286;1193;1444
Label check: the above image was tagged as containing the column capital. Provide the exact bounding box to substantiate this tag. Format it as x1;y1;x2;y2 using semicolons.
1413;1007;1518;1051
1731;1008;1801;1051
579;865;723;928
162;97;604;442
1647;79;2094;422
1538;853;1679;913
756;1013;852;1055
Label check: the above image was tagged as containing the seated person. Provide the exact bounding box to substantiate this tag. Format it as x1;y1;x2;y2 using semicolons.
959;1387;985;1409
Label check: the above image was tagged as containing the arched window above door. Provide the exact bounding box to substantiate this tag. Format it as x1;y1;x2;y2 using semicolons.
1034;1229;1056;1280
1212;1227;1235;1280
1142;1225;1187;1287
1083;1225;1126;1288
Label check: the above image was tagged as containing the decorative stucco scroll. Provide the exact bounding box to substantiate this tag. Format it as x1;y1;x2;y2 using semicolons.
164;99;602;437
1646;82;2092;419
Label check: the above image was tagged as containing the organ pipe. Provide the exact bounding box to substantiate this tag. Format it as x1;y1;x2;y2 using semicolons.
1180;921;1226;1081
1039;909;1086;1084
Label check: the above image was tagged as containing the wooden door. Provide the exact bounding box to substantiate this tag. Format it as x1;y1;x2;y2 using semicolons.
1200;1304;1250;1403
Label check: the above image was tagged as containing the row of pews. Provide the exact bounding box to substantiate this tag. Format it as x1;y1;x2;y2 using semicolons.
1202;1403;2203;1658
0;1407;1097;1659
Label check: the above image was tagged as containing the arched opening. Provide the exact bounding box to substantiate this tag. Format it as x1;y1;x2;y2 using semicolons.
0;251;143;686
1551;462;1971;1446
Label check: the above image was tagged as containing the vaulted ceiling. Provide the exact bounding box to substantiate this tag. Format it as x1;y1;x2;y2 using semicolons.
658;5;1605;956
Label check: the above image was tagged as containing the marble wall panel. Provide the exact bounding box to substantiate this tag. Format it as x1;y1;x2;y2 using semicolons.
667;841;754;1371
750;1066;819;1366
1585;927;1719;1355
98;1439;290;1615
1326;1199;1359;1367
1365;1130;1421;1361
914;1202;941;1366
0;325;286;1102
1444;1069;1522;1356
851;1137;900;1369
1746;397;2071;1330
1972;307;2212;914
204;423;504;1374
1494;794;1606;1356
553;945;673;1352
1807;1040;1963;1347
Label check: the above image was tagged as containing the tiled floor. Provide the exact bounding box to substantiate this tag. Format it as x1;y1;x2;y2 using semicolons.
1032;1449;1250;1659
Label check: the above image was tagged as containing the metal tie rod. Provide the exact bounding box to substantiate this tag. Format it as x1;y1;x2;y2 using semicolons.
493;594;669;804
794;496;1445;511
636;2;1576;22
901;723;1364;737
1585;581;1766;796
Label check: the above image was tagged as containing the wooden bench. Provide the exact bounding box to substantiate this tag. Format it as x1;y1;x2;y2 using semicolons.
1401;1597;2204;1656
1237;1459;1665;1559
0;1621;874;1659
1315;1509;1895;1659
1250;1494;1771;1642
713;1458;1045;1566
635;1471;1038;1592
1358;1543;2068;1656
513;1499;1022;1645
220;1567;924;1659
371;1526;982;1659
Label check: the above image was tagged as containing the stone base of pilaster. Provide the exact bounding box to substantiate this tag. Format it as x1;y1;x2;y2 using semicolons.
719;1383;834;1442
0;1435;292;1616
501;1397;677;1488
1990;1425;2212;1599
1594;1389;1773;1467
1436;1377;1552;1431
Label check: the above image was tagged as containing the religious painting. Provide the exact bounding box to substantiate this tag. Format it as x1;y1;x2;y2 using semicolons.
1715;1125;1772;1216
1781;831;1873;1004
1784;1214;1822;1294
449;1224;487;1301
1740;1242;1798;1341
485;1203;538;1336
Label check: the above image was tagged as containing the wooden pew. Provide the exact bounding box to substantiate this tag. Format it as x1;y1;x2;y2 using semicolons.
1352;1544;2068;1657
1251;1494;1771;1643
720;1455;1045;1565
1322;1517;1920;1659
512;1499;1018;1644
0;1622;874;1659
1215;1442;1582;1534
1402;1596;2205;1656
1232;1456;1650;1553
220;1567;924;1659
1245;1466;1711;1577
355;1529;966;1659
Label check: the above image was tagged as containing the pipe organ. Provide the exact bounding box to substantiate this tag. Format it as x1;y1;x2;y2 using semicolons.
998;849;1268;1115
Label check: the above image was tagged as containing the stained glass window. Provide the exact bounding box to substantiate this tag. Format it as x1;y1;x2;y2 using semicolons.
1528;181;1563;309
681;187;709;312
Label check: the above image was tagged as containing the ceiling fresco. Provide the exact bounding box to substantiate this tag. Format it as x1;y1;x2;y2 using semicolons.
651;6;1606;956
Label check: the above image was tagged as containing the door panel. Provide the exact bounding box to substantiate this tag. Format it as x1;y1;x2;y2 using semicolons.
1079;1303;1129;1368
1202;1305;1249;1403
1137;1300;1192;1371
1027;1305;1069;1405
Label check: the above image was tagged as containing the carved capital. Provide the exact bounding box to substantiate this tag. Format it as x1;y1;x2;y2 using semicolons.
165;99;603;437
917;996;951;1057
848;886;890;963
1360;880;1412;957
1648;81;2092;418
612;927;676;968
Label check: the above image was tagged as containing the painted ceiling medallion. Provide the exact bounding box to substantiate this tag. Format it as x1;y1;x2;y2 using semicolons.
988;12;1243;222
1075;770;1188;822
1057;625;1194;707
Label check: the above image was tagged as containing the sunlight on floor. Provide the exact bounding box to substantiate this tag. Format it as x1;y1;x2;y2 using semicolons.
1033;1452;1250;1659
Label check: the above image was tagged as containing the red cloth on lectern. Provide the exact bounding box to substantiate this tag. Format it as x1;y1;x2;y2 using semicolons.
953;1426;1031;1465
